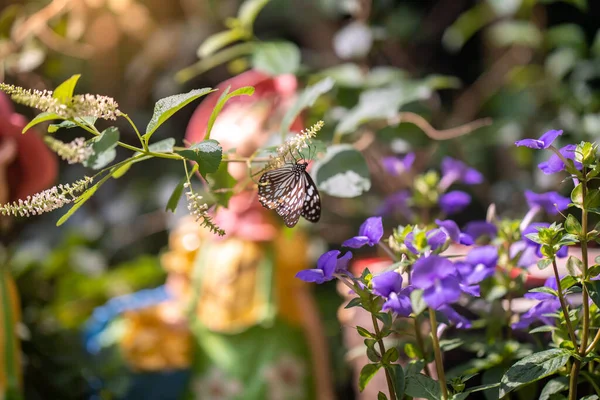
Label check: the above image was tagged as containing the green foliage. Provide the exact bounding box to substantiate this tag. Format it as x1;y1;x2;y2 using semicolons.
280;77;335;135
53;74;81;103
144;88;215;139
83;127;119;170
499;349;572;397
405;372;442;400
176;139;223;177
312;145;370;198
206;86;255;139
359;364;382;392
252;41;301;76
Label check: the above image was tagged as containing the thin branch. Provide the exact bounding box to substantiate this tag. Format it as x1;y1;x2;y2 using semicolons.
389;112;493;141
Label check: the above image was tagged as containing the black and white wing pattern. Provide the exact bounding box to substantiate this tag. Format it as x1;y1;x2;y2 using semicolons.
258;161;321;228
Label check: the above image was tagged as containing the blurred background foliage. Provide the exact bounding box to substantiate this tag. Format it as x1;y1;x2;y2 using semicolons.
1;0;599;398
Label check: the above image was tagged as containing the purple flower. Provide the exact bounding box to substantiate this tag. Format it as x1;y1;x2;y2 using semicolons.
463;221;497;241
296;250;352;283
382;288;413;317
524;190;570;215
438;305;472;329
377;190;413;218
439;191;471;214
538;144;583;174
440;157;483;187
525;276;558;300
372;271;403;297
412;256;462;309
513;277;562;329
455;246;498;285
435;219;474;245
427;229;449;251
510;240;539;268
511;299;561;330
343;217;384;248
382;153;415;175
515;129;563;149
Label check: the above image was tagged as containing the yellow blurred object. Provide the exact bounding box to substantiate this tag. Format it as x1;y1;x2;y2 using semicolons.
274;233;309;327
120;302;192;371
0;269;22;393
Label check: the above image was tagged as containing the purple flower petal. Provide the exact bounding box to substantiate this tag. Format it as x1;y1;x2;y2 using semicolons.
460;283;480;297
412;255;455;289
463;221;497;241
342;236;371;248
382;290;413;316
441;157;483;186
372;271;403;298
515;129;563;149
524;190;570;215
438;305;472;329
512;299;561;330
404;232;419;254
435;219;460;242
359;216;384;245
427;229;448;251
466;246;498;269
423;276;461;309
439;191;472;215
377;190;411;217
295;269;327;283
538;144;582;174
382;153;415;176
318;250;343;278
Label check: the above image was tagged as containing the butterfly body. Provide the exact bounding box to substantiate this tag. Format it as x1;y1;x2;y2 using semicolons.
258;160;321;228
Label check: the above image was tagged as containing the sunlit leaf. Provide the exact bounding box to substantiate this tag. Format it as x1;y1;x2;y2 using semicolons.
176;139;222;177
144;88;216;139
206;86;255;139
312;145;370;198
22;112;64;134
280;78;334;135
252;41;301;76
198;29;249;58
53;74;81;103
238;0;270;30
84;127;119;170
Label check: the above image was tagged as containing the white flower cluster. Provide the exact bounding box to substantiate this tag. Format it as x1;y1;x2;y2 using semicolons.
45;137;93;164
184;183;225;236
0;83;120;120
0;176;93;217
264;120;324;170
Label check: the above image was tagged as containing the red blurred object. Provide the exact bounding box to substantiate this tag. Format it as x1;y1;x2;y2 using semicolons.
0;93;57;202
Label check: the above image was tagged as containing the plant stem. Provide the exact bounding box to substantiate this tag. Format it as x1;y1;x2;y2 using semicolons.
73;119;144;153
413;318;432;377
371;312;397;400
551;259;578;345
586;328;600;353
120;112;148;152
428;309;448;400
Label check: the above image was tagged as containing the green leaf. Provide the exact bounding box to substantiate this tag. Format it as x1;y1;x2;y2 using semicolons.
382;348;399;364
377;392;388;400
334;78;448;136
585;189;600;209
53;74;81;103
147;138;176;153
499;349;572;397
345;297;362;309
359;364;382;392
56;183;99;226
357;326;374;338
111;161;133;179
22;112;63;133
48;116;97;133
439;338;464;352
252;41;301;76
529;325;557;334
84;127;119;170
206;86;255;139
560;275;578;291
410;289;427;315
565;256;583;275
312;145;370;198
537;258;553;270
207;161;235;207
387;364;405;399
564;214;582;235
280;77;334;135
238;0;270;30
540;377;569;400
367;347;380;363
405;373;442;400
176;139;223;177
488;21;542;48
571;183;583;206
584;280;600;308
166;176;187;213
145;88;216;139
198;29;249;58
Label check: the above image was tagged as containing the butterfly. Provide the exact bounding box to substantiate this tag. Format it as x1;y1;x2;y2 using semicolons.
258;159;321;228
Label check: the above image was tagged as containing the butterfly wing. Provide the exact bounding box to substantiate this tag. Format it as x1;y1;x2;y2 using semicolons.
300;172;321;223
274;176;306;228
258;165;296;210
